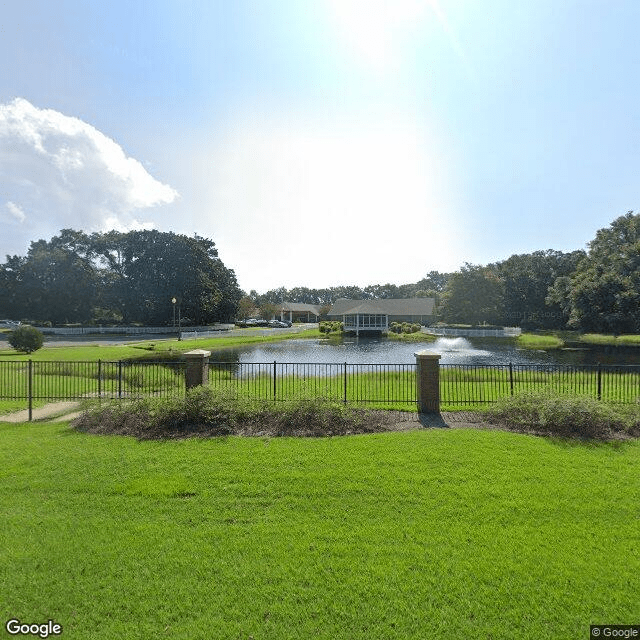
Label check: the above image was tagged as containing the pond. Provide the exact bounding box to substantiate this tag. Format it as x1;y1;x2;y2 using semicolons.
210;336;640;367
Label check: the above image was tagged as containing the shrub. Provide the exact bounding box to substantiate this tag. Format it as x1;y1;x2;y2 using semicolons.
319;321;343;334
486;388;640;439
8;325;44;354
73;386;392;439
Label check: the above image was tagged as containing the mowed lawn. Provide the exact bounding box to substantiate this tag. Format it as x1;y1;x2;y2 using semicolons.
1;423;639;640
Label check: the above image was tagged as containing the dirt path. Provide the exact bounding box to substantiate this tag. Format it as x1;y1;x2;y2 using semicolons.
0;401;82;423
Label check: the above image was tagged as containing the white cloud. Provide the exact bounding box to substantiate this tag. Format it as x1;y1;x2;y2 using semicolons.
5;201;26;223
0;98;178;253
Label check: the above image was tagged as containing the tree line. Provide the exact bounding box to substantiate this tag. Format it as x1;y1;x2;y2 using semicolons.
2;212;638;333
0;229;242;326
250;212;640;334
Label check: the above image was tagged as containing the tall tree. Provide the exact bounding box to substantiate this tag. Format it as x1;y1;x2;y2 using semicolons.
547;212;640;333
8;238;98;324
0;229;241;325
439;263;504;325
497;249;585;329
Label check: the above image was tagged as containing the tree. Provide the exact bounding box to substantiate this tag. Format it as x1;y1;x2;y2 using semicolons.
547;212;640;333
439;263;504;325
0;229;242;326
497;250;585;329
236;296;256;320
8;326;44;353
88;230;242;325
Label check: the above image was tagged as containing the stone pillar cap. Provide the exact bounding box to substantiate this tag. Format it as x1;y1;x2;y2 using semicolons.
414;350;441;359
184;349;211;357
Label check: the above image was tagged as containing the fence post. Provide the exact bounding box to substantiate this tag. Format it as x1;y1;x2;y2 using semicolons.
414;350;441;414
28;359;33;422
509;362;514;396
184;350;211;390
343;362;347;405
597;363;602;401
97;359;102;398
273;360;277;401
118;361;123;398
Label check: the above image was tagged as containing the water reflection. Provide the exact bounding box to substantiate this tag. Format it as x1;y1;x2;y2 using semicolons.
208;335;640;367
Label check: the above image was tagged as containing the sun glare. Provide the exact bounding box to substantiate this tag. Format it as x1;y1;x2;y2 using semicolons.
328;0;428;71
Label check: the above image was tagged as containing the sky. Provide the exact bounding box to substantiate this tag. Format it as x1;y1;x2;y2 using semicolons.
1;0;640;294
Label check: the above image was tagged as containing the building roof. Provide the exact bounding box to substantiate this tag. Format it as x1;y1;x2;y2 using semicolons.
328;298;435;317
279;302;322;315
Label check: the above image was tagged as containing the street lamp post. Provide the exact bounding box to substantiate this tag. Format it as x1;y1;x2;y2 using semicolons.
172;297;182;340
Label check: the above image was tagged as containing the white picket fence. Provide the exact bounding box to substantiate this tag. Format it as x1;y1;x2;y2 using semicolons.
423;327;522;337
35;324;234;336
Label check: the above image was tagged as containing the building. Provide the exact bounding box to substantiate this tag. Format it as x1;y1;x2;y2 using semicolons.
327;298;435;336
278;302;322;323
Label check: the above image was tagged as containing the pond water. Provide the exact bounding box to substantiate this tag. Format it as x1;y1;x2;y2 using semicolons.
211;336;640;367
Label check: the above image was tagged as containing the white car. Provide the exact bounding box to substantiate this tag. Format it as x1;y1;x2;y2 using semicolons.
0;320;21;329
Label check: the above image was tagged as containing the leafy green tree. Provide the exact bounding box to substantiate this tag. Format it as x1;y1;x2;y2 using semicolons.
259;302;279;321
0;229;241;326
8;326;44;353
236;296;256;320
12;238;98;324
439;263;505;325
89;230;241;325
497;250;585;329
547;212;640;333
0;255;27;320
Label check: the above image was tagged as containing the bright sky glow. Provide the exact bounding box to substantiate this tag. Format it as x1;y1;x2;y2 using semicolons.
2;0;640;292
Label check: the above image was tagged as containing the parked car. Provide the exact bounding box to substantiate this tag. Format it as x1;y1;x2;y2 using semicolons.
235;319;258;327
0;320;21;329
268;319;290;328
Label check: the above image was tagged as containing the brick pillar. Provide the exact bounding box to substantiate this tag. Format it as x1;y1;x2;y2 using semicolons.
415;350;441;414
184;349;211;390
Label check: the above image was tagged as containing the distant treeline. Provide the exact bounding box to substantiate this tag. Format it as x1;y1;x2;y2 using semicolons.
2;212;639;333
0;229;242;326
250;211;640;333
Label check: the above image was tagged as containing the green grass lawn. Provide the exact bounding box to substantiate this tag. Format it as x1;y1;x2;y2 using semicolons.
1;421;638;639
518;332;640;348
0;327;324;362
516;333;565;349
580;333;640;346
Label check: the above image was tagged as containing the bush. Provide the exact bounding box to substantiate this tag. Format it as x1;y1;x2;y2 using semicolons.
486;389;640;439
319;321;343;334
8;325;44;354
73;386;393;439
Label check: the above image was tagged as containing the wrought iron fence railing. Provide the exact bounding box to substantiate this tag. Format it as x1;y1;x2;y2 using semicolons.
440;363;640;405
1;360;639;419
0;360;187;403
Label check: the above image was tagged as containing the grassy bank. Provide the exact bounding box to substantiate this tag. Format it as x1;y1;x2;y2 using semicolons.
516;333;565;349
580;333;640;346
386;331;438;343
1;421;638;639
0;327;323;362
517;331;640;349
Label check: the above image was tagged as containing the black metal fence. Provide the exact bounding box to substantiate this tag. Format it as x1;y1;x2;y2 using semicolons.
1;360;639;419
207;361;416;405
440;363;640;405
0;359;187;409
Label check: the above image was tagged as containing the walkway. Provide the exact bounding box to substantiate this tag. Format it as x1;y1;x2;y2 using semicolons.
0;401;82;423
